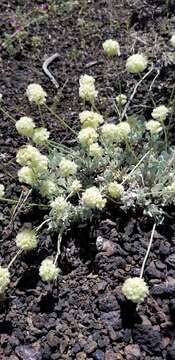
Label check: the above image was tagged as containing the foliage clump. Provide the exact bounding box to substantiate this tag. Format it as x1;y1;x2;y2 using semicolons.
0;36;175;304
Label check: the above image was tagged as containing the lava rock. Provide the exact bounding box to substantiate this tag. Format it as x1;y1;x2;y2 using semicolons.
93;349;105;360
124;344;141;359
100;311;121;330
84;341;97;354
15;346;42;360
132;325;162;355
167;340;175;359
98;294;119;312
47;331;60;348
151;283;175;297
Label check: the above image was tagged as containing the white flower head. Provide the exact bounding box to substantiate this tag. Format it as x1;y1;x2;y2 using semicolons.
79;111;103;129
89;143;104;157
15;229;38;251
79;74;98;103
82;186;106;209
126;54;148;74
32;127;50;145
101;123;118;143
122;277;149;303
146;120;162;134
170;34;175;48
39;258;59;282
51;196;69;219
151;105;169;122
40;179;57;197
70;180;82;193
78;127;98;147
116;94;127;106
165;182;175;195
18;166;35;185
34;154;48;175
103;39;120;57
108;182;124;199
16;116;35;137
16;145;41;167
0;266;10;293
59;158;78;177
0;184;5;198
16;145;48;175
26;83;47;105
116;122;131;140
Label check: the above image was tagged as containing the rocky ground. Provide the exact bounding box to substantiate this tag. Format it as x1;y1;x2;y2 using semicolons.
0;0;175;359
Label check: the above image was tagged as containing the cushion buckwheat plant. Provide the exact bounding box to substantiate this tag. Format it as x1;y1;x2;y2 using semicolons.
0;38;175;306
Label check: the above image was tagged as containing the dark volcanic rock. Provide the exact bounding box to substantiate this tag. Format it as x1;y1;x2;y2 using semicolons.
132;325;162;355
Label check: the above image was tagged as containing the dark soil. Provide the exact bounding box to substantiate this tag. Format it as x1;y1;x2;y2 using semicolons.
0;0;175;359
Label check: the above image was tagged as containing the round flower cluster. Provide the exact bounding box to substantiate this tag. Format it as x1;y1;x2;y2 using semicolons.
15;229;38;251
51;196;69;219
16;145;48;176
116;94;127;106
101;123;118;143
18;166;35;185
122;277;149;303
26;83;47;105
170;34;175;48
82;186;106;209
79;74;98;103
39;258;59;282
40;179;57;197
103;39;120;57
146;120;162;134
78;127;98;146
151;105;169;122
16;116;35;137
165;182;175;195
89;143;104;157
116;121;131;141
79;111;103;129
126;54;148;74
0;184;5;198
32;127;50;145
0;266;10;293
108;182;124;199
70;179;82;193
59;158;78;177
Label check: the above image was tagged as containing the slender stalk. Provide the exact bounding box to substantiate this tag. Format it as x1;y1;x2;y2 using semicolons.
121;65;154;120
0;197;49;208
122;150;150;185
138;73;156;107
44;104;78;136
8;249;23;269
38;104;45;127
54;226;64;265
162;122;168;152
0;106;16;123
35;219;50;233
140;223;156;278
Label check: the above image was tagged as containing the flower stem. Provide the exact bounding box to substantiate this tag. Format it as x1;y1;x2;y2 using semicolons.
8;249;23;269
54;226;64;265
38;104;45;127
0;106;16;123
140;222;156;278
122;150;150;185
35;219;50;233
44;104;78;136
162;122;168;152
